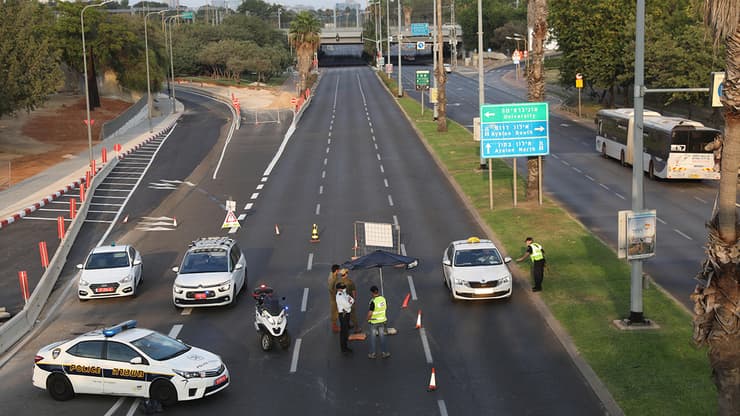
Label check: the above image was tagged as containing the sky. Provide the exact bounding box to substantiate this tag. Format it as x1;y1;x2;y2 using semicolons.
175;0;364;10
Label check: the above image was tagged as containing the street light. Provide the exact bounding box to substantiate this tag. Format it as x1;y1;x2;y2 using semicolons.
397;0;402;97
81;0;113;168
165;15;182;114
144;10;166;132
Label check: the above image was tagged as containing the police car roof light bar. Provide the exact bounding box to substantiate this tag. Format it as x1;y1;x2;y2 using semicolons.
103;320;137;337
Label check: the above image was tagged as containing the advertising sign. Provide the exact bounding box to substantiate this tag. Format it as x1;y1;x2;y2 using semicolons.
618;210;657;260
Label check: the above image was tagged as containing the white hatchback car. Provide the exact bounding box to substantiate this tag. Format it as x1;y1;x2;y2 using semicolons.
442;237;513;300
443;63;452;73
33;320;229;406
172;237;247;308
77;244;142;300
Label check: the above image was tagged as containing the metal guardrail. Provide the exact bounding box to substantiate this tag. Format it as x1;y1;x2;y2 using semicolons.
99;95;148;141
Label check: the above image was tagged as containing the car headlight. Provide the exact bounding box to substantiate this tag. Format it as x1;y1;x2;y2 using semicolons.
119;273;134;283
173;369;203;379
173;285;184;294
500;275;511;284
79;278;89;286
453;278;470;287
217;281;232;292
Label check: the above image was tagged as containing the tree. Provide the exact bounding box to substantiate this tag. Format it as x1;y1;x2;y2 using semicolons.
691;1;740;414
435;0;447;132
0;0;62;118
289;12;321;93
524;0;548;201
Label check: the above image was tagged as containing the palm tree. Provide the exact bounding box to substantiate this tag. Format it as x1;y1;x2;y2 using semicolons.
691;1;740;414
288;11;321;93
525;0;548;200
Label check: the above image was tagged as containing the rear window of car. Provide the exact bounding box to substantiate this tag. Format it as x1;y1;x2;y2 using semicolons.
454;248;503;267
180;249;229;273
85;252;130;269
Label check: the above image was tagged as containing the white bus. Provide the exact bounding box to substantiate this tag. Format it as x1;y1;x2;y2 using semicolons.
595;108;721;180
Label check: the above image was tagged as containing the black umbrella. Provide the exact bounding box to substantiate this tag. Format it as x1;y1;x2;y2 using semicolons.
341;250;419;295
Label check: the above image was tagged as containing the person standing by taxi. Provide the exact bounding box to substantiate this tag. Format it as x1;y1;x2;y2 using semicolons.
516;237;546;292
328;264;341;332
366;285;390;359
335;282;354;354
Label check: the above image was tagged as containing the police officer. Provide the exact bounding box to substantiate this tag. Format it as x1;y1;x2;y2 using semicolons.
335;282;354;354
366;285;390;359
516;237;545;292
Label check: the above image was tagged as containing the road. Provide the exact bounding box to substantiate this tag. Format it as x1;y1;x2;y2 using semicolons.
399;63;728;310
0;68;608;415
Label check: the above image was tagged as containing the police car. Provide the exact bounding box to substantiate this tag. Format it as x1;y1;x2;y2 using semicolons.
33;320;229;406
442;237;513;300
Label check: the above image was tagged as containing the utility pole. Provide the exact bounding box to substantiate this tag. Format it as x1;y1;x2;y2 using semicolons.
432;0;438;120
450;0;457;69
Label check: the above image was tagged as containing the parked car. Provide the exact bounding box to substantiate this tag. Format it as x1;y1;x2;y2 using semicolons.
442;237;512;300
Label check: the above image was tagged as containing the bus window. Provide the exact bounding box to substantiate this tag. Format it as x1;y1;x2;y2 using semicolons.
671;130;689;152
688;130;719;153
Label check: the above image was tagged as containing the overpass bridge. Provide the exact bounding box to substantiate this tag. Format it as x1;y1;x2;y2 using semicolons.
318;24;462;47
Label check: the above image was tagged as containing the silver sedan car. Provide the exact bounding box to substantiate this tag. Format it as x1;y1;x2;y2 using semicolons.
442;237;513;300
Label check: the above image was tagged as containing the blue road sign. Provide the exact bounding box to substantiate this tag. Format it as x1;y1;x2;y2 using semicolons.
479;102;549;158
411;23;429;36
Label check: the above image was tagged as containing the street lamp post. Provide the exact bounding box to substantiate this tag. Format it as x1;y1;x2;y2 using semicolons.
144;10;165;132
386;0;391;65
81;0;113;169
432;0;438;120
397;0;402;97
165;15;181;114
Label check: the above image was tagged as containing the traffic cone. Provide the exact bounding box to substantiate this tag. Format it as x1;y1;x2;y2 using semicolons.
173;217;178;227
427;368;437;391
401;293;410;309
275;224;280;235
122;215;129;224
310;223;319;242
415;310;422;329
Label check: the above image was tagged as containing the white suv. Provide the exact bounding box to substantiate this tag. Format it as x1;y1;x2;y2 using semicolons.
172;237;247;308
442;237;513;300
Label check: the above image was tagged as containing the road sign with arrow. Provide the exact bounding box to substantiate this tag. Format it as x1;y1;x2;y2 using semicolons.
479;102;549;158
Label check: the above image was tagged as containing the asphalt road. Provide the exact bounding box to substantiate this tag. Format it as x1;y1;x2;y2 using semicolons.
0;68;608;415
399;63;728;310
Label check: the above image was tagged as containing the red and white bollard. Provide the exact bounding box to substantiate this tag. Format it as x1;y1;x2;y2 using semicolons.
79;183;85;203
39;241;49;269
91;159;96;175
57;216;65;240
69;198;76;219
18;271;30;304
102;147;107;163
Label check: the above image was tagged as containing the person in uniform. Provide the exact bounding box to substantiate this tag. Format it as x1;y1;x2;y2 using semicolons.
328;264;341;332
366;285;390;359
516;237;546;292
335;281;354;354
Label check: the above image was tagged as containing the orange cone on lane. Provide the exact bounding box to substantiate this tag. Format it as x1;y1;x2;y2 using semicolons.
415;310;422;329
427;368;437;391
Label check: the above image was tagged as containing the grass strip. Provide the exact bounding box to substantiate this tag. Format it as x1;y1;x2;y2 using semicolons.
382;74;716;415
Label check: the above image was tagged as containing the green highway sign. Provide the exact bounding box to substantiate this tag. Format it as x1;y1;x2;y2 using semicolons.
479;102;550;158
480;102;548;123
415;70;430;90
181;12;194;20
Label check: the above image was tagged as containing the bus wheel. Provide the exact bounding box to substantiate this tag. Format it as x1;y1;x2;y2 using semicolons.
601;143;607;158
620;151;626;166
649;161;655;180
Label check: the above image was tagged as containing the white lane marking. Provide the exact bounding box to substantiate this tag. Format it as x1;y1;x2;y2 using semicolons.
301;288;309;312
419;328;433;364
328;124;332;131
551;154;560;159
256;184;264;190
319;185;323;194
83;219;114;224
326;147;330;154
228;226;239;234
380;165;385;173
384;178;389;188
261;177;268;182
169;324;183;338
572;167;582;173
585;175;595;181
674;229;693;240
387;195;394;206
376;153;382;161
393;215;399;228
322;171;326;178
238;214;246;221
324;158;328;166
438;400;449;416
181;307;192;316
370;127;374;134
211;97;239;179
694;196;707;204
315;204;320;215
290;338;302;373
615;193;625;200
244;202;253;210
328;138;331;145
250;193;259;200
307;253;314;271
561;160;570;166
374;143;379;150
125;399;140;416
599;183;609;190
657;217;667;225
400;243;406;256
407;275;418;300
103;398;125;416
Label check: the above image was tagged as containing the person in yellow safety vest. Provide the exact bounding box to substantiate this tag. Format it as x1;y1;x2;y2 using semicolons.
516;237;546;292
366;285;390;359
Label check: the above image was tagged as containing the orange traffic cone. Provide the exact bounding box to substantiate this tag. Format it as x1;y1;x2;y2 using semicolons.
310;223;319;242
415;310;422;329
122;215;129;224
427;368;437;391
401;293;410;309
173;217;178;227
275;224;280;235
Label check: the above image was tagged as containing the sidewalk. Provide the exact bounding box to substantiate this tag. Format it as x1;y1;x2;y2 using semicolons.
0;95;182;228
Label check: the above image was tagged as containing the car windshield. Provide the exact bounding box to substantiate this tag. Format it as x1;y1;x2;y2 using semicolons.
85;252;130;270
454;248;503;267
180;249;228;273
131;331;191;361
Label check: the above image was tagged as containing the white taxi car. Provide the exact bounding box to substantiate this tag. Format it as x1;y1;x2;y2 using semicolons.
33;320;229;406
442;237;513;300
172;237;247;308
77;244;143;300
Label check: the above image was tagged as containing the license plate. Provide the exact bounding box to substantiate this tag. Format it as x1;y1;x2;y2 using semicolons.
96;287;115;293
214;375;227;385
194;293;207;299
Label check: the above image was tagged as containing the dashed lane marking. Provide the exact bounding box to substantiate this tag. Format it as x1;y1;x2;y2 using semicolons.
289;338;302;373
301;288;309;312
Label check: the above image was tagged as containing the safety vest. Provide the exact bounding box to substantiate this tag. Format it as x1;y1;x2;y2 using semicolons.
530;243;544;262
369;296;387;324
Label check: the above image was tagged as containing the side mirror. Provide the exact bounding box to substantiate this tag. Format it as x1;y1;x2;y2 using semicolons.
129;356;143;365
235;263;244;270
76;264;84;270
133;259;142;266
504;256;512;264
171;266;179;273
442;259;451;267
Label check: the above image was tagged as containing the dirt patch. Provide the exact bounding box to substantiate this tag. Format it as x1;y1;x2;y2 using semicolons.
0;95;131;185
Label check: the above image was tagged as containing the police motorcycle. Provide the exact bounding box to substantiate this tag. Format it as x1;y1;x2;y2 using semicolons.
252;285;291;351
